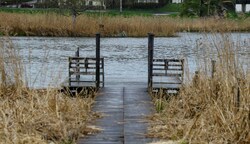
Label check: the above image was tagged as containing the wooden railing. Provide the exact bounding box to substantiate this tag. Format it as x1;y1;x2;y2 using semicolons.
152;59;184;80
151;58;184;91
68;57;104;88
147;33;184;93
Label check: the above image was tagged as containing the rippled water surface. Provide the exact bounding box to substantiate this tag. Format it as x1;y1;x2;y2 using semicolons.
9;33;250;88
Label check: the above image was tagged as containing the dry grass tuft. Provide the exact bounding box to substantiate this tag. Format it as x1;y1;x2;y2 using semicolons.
0;37;99;143
148;34;250;143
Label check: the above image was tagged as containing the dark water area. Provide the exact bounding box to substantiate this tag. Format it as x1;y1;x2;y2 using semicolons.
8;32;250;88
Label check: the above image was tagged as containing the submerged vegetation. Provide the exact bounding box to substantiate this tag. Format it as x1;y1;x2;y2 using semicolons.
149;34;250;143
0;38;99;143
0;12;250;37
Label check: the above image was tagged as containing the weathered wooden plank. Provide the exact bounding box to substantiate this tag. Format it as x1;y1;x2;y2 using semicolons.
69;66;102;69
153;83;181;90
78;87;124;144
69;71;104;75
69;57;104;60
62;79;104;88
153;73;182;77
153;59;183;62
153;81;182;84
153;68;183;71
63;82;96;87
153;64;182;67
78;83;155;144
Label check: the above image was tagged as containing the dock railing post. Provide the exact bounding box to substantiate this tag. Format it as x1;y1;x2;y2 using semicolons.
236;86;240;110
75;47;80;82
148;33;154;89
96;33;100;89
211;60;216;78
102;58;105;87
236;78;240;111
69;57;71;87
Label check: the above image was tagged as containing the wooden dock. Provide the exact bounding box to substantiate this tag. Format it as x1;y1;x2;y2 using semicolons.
59;33;184;143
62;34;105;95
77;83;156;144
62;33;184;96
148;33;184;94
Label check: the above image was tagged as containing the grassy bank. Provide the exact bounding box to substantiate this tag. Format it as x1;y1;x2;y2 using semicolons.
0;12;250;37
148;34;250;143
0;38;99;143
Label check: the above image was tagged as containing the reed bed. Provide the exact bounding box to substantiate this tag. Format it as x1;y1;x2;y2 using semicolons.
148;34;250;143
177;17;250;32
0;38;99;143
0;12;250;37
0;12;178;37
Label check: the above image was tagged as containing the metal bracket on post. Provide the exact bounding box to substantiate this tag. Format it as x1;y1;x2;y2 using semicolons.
148;33;154;89
96;33;100;89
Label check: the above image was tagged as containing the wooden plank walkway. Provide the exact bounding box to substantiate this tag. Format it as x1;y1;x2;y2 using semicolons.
78;83;156;144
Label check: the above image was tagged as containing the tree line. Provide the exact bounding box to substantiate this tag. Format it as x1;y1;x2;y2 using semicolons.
181;0;236;17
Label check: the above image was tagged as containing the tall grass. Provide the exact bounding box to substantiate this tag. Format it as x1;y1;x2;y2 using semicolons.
177;18;250;32
0;12;178;37
0;12;249;37
148;34;250;143
0;38;99;143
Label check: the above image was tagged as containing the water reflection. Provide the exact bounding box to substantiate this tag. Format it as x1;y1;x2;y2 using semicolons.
8;33;250;88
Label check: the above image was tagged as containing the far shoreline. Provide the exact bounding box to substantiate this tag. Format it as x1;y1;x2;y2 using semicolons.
0;12;250;37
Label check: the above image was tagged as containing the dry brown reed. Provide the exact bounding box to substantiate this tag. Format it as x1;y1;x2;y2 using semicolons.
148;34;250;143
177;17;250;32
0;12;178;37
0;38;99;143
0;12;249;37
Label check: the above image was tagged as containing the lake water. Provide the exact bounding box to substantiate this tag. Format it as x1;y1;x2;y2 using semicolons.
7;33;250;88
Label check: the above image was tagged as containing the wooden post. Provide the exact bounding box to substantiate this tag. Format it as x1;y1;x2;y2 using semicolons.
236;78;240;111
211;60;216;78
75;47;80;81
194;71;199;86
75;47;79;57
181;59;184;82
164;59;168;75
102;58;105;87
85;58;88;73
68;57;71;87
148;33;154;88
96;33;100;89
237;87;240;110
